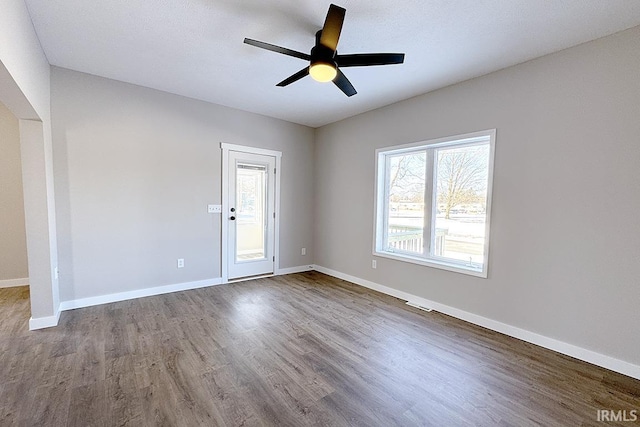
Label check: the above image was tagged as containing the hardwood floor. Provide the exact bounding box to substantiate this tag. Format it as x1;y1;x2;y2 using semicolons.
1;272;639;426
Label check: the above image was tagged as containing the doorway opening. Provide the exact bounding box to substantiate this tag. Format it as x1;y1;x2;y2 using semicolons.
0;100;29;290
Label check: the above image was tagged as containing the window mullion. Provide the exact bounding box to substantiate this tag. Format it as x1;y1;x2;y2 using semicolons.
422;149;434;258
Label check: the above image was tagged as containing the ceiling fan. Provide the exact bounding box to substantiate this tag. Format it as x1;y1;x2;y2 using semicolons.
243;4;405;97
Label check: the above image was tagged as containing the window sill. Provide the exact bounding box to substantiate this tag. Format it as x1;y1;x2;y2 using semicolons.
373;250;488;278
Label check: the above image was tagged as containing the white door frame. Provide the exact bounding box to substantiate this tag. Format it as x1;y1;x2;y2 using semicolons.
221;143;282;283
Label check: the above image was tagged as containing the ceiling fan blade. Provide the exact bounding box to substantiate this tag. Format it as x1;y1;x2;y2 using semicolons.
319;4;346;51
244;38;310;61
276;67;310;87
336;53;405;67
333;68;357;97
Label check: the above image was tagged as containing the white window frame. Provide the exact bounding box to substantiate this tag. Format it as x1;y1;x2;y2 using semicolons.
373;129;496;278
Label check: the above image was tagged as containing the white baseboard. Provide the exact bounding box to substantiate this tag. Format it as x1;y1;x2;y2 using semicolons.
276;265;314;275
312;264;640;381
30;270;307;331
59;278;224;311
29;310;61;330
58;266;313;312
0;277;29;288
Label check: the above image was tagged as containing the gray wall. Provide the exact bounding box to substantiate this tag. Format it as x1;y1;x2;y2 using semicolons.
314;26;640;365
0;101;28;281
51;67;314;302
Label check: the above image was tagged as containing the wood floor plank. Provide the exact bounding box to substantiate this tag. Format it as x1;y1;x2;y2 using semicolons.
0;273;639;426
200;366;264;427
105;355;144;426
67;382;107;427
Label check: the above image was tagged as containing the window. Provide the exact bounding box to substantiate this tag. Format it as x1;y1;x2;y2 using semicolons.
374;130;496;277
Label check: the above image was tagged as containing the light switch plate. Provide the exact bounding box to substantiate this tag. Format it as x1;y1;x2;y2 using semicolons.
208;204;222;213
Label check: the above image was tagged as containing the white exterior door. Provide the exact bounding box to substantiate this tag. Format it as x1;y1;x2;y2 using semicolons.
224;147;278;280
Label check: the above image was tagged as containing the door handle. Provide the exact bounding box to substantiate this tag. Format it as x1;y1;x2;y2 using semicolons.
230;216;236;221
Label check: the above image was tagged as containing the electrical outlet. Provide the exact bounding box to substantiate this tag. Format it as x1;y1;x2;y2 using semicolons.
372;260;377;269
301;248;306;256
177;258;184;268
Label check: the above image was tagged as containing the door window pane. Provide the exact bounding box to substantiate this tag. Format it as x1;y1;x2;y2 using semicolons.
236;164;267;261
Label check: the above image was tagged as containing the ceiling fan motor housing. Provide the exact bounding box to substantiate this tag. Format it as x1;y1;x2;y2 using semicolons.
312;30;337;68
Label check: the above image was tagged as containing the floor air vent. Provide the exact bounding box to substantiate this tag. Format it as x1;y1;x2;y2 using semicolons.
406;301;433;312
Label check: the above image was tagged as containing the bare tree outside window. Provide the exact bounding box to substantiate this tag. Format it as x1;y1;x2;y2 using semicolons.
388;152;426;205
436;145;489;219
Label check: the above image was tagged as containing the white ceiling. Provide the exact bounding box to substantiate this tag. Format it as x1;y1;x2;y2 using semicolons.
24;0;640;128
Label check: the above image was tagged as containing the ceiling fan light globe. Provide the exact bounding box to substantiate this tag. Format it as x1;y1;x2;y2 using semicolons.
310;62;337;82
